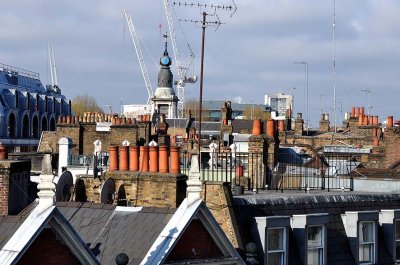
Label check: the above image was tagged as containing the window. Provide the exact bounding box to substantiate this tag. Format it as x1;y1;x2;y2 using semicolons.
267;227;286;265
307;225;324;265
395;220;400;261
359;221;375;264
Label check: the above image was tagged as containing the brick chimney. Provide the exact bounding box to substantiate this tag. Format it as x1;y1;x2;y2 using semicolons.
319;113;330;132
0;158;31;215
295;113;304;136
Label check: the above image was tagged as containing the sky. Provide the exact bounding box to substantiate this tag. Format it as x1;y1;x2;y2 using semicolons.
1;0;399;126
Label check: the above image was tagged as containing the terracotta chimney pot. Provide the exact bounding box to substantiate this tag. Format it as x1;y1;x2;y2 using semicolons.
149;146;159;172
109;145;119;171
129;146;139;171
159;146;169;173
252;119;262;136
139;146;149;172
119;146;129;171
170;146;180;174
355;107;360;118
373;116;379;126
388;116;394;127
266;119;275;137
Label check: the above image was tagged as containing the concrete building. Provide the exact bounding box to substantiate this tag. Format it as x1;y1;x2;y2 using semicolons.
264;92;293;119
121;104;151;118
0;63;71;151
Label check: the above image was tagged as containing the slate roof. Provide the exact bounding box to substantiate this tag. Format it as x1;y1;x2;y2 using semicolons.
0;202;37;249
56;202;176;265
234;193;400;265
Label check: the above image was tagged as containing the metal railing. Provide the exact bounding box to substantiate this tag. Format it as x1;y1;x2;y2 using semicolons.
0;63;40;79
180;150;355;192
68;152;109;169
180;151;263;191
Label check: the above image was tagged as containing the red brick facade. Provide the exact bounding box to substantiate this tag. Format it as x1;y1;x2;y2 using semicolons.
17;228;81;265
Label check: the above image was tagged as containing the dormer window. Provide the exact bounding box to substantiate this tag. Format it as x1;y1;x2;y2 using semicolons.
342;211;378;265
292;213;329;265
267;227;286;265
255;216;290;265
307;225;325;264
359;221;375;264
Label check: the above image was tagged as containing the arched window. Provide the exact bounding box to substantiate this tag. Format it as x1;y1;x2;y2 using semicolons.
41;117;48;132
8;113;16;138
32;116;39;138
49;117;56;131
22;115;29;138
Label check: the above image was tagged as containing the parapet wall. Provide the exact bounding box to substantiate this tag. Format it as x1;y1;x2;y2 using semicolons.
39;114;152;155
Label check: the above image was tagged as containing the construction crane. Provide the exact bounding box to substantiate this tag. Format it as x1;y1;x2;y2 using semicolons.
163;0;197;118
124;10;154;105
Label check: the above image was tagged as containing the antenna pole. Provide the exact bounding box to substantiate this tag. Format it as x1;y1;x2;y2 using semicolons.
198;12;206;149
174;0;237;149
333;0;337;132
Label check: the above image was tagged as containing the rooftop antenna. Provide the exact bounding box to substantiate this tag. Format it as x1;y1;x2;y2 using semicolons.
360;89;372;116
332;0;337;132
174;0;237;149
163;0;198;118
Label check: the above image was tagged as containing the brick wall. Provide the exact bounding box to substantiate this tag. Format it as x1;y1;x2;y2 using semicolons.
80;171;187;208
380;127;400;168
165;219;223;262
39;122;149;155
0;165;10;215
0;160;31;216
17;228;80;265
201;182;242;249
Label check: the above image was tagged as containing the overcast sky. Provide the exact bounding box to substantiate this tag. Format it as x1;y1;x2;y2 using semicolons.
1;1;399;126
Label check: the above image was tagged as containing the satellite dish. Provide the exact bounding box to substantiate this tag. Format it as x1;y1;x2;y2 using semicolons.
56;171;73;202
100;178;115;204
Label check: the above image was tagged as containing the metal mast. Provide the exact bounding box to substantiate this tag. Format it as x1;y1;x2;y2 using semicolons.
333;0;337;132
124;10;154;105
48;42;60;92
163;0;197;118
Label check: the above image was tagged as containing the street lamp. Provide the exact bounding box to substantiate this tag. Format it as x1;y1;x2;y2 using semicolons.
294;61;309;134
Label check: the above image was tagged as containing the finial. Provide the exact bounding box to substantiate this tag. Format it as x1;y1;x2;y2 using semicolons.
36;145;56;213
162;32;168;55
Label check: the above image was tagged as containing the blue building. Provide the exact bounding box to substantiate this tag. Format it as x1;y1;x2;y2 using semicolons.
0;63;71;151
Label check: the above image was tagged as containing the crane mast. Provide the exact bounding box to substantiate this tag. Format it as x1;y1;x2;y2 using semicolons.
163;0;197;118
124;10;154;105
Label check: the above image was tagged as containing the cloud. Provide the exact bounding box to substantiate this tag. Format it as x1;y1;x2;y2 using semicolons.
0;0;399;125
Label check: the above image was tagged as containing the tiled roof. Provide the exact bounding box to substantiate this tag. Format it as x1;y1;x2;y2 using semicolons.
56;202;176;265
